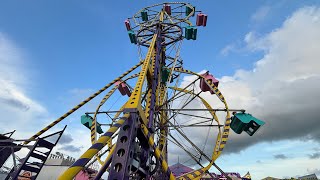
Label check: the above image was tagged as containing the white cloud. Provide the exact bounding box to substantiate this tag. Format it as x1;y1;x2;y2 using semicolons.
0;32;47;136
0;34;94;164
251;6;271;22
307;168;320;176
218;6;320;149
220;44;236;56
229;156;320;179
169;6;320;176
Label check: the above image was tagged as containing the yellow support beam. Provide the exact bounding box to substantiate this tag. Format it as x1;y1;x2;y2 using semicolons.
158;84;168;158
23;60;144;145
125;34;157;110
168;68;232;180
145;50;156;121
91;84;119;143
58;113;130;180
140;124;175;180
95;102;127;165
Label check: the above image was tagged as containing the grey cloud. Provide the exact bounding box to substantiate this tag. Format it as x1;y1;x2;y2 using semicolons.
0;97;30;111
274;154;288;160
0;32;47;134
306;168;320;175
223;77;320;154
59;133;73;144
46;133;73;146
167;6;320;166
53;133;82;153
59;145;82;152
308;152;320;159
214;7;320;154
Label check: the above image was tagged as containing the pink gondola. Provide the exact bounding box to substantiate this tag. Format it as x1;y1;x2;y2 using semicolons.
122;82;131;97
196;13;208;26
199;72;219;94
202;14;208;27
116;81;131;97
164;4;171;15
124;19;131;31
196;13;204;26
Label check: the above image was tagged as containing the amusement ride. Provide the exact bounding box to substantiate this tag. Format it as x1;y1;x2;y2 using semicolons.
0;2;265;180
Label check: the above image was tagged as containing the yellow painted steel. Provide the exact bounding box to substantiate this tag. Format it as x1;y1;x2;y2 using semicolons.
168;86;220;125
168;86;222;160
169;68;231;180
23;60;144;145
145;88;153;119
164;10;192;26
147;50;156;83
95;103;127;165
126;34;157;110
92;72;140;153
160;11;164;22
140;124;175;180
105;144;116;162
124;73;140;81
133;2;194;27
158;84;168;158
100;144;116;171
144;50;156;122
26;3;233;179
58;113;130;180
91;85;119;143
96;152;104;165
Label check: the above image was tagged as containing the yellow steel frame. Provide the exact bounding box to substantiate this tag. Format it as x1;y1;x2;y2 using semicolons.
23;60;144;145
94;103;127;165
58;113;130;179
158;84;169;158
171;68;231;180
24;5;234;179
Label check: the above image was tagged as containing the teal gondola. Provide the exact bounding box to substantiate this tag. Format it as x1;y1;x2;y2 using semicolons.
141;11;148;21
81;114;104;134
230;113;265;136
128;30;137;44
184;26;197;40
161;67;170;83
185;6;195;16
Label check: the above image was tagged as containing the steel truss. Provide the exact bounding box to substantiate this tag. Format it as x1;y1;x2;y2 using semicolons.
17;2;241;180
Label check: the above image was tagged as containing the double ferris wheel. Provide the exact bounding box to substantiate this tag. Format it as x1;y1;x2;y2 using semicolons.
16;2;264;180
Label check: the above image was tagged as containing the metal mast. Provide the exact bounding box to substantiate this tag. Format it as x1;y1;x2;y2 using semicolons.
11;2;265;180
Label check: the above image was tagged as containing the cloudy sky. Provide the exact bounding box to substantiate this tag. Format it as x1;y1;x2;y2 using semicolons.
0;1;320;179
